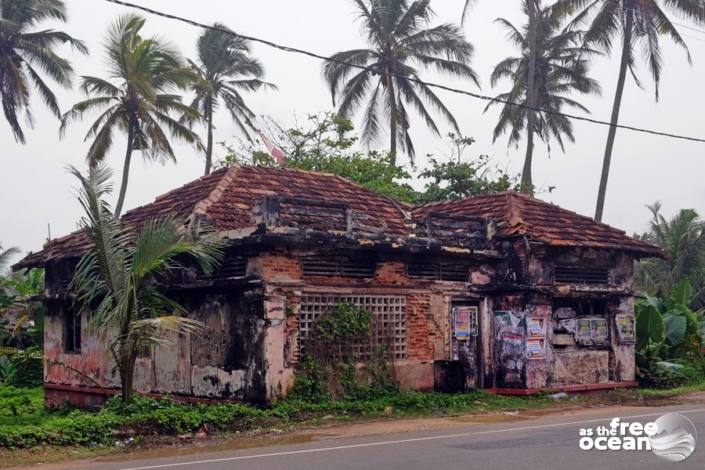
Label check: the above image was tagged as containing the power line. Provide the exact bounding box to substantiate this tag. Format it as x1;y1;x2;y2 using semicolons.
101;0;705;145
673;21;705;36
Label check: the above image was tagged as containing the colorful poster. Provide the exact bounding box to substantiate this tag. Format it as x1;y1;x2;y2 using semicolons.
590;318;609;343
454;306;478;340
526;338;547;360
527;317;547;338
615;314;635;343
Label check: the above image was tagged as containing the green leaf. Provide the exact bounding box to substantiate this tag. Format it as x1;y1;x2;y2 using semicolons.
636;301;665;351
668;279;693;308
663;312;687;346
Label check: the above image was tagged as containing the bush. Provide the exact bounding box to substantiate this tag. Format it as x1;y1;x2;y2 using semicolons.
0;347;43;388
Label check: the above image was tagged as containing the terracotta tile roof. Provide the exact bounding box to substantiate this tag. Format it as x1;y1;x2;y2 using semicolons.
413;192;663;257
15;171;662;270
15;165;409;269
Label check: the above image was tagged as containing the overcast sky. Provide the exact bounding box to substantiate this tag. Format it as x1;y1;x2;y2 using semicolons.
2;0;704;266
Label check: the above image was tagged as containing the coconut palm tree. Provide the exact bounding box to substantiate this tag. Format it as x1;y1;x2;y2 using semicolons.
636;202;705;309
324;0;479;163
0;245;20;273
68;163;221;403
60;14;201;217
485;0;601;192
553;0;705;221
0;0;86;143
183;25;276;176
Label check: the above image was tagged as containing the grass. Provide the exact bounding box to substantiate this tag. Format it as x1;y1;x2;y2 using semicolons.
0;386;554;450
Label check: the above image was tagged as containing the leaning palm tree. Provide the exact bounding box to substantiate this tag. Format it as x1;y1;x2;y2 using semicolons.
0;0;86;143
60;14;201;217
636;202;705;309
69;164;221;403
553;0;705;221
183;25;276;176
0;245;20;273
486;0;601;192
324;0;479;163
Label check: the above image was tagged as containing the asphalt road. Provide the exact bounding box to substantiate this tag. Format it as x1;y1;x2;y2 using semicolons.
18;402;705;470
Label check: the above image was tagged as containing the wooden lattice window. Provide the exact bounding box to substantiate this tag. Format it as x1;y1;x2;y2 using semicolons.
302;257;377;278
554;265;609;285
407;263;469;282
297;294;407;361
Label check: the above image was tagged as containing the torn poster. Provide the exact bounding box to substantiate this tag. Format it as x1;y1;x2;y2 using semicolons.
526;338;547;360
615;314;635;343
453;306;478;340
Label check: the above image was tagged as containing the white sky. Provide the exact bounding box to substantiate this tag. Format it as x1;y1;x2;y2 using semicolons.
2;0;704;265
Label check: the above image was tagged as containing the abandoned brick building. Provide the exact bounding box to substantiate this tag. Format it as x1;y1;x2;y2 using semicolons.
15;165;663;407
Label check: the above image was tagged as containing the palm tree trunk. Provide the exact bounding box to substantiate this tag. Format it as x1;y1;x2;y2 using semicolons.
121;356;136;404
386;73;398;164
594;12;634;222
204;96;214;176
521;0;538;196
114;124;135;218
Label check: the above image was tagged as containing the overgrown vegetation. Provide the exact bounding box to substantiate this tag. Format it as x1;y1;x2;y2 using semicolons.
291;303;396;400
67;164;222;403
0;385;551;449
635;279;705;388
219;113;517;204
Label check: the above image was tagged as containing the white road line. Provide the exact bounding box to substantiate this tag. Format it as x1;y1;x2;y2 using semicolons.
120;407;705;470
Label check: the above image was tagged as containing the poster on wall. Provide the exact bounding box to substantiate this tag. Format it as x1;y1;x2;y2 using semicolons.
576;319;592;342
526;317;547;338
526;338;547;360
590;318;609;343
615;314;635;343
453;306;478;340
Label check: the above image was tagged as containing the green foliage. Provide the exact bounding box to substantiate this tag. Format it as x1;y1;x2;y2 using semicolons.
292;303;395;401
418;134;516;202
220;113;514;204
323;0;478;161
60;13;201;216
0;268;45;348
0;347;43;388
185;23;275;175
636;279;705;384
0;385;553;449
487;2;601;154
68;164;222;403
636;203;705;310
219;113;418;202
0;0;87;143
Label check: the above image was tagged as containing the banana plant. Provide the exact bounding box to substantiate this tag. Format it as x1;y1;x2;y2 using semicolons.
636;279;705;371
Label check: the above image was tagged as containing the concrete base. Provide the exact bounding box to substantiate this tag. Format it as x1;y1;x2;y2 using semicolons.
43;383;250;409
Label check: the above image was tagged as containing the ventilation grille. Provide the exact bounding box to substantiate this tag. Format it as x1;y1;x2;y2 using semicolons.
302;257;376;278
197;257;247;280
297;294;407;362
554;265;609;285
407;263;469;282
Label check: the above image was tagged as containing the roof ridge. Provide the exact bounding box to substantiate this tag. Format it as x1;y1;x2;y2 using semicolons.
190;165;241;224
515;191;631;236
505;192;528;235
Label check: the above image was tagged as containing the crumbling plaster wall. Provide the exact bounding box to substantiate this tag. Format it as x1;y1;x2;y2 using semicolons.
43;259;268;405
491;245;637;389
254;248;494;399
